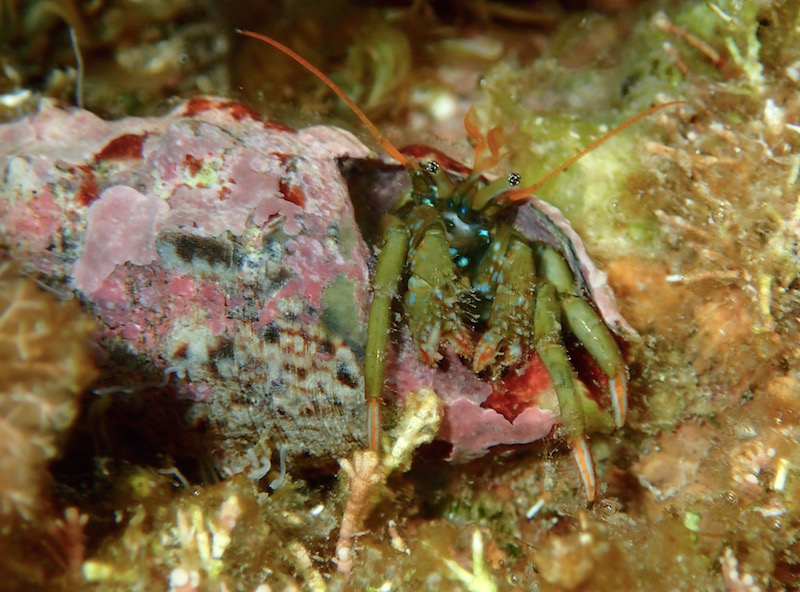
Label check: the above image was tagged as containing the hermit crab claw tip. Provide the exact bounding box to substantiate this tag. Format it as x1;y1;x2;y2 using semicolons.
570;436;597;503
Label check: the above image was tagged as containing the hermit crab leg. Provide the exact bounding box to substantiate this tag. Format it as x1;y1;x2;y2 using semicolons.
561;296;628;427
533;281;598;500
471;228;513;313
533;281;586;435
472;234;536;375
536;245;628;427
365;215;410;451
570;435;597;502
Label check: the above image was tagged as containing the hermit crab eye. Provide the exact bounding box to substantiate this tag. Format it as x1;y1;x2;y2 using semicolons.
425;161;440;174
508;172;521;186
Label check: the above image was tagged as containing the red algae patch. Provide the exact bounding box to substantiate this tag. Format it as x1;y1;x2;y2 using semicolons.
94;133;147;161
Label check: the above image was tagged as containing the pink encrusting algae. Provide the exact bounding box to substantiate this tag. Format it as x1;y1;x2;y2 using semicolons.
73;185;167;294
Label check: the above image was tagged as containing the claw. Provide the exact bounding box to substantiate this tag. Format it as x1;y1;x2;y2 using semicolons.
472;235;535;376
448;327;474;359
472;332;501;373
405;211;472;366
609;371;628;428
416;321;471;365
417;321;444;365
570;435;597;502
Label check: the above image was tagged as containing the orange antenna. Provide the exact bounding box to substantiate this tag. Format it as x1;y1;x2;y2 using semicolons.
506;100;686;202
237;29;414;169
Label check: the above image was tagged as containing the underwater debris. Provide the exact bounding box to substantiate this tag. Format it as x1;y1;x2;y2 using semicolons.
0;0;231;117
532;513;612;590
79;475;253;591
382;387;443;474
45;506;88;577
443;529;498;592
287;541;327;592
336;388;443;575
336;450;382;575
721;547;763;592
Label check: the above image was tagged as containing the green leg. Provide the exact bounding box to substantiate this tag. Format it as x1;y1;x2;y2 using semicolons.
364;215;409;451
535;246;624;375
534;281;585;437
562;294;628;427
471;228;512;311
561;296;624;379
536;246;628;427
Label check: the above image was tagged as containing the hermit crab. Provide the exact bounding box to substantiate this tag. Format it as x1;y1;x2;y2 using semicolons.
239;30;680;501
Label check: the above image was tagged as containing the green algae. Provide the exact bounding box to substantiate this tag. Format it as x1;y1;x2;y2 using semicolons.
322;275;365;347
475;16;689;258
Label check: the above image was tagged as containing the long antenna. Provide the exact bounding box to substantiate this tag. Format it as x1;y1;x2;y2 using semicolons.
237;30;414;169
506;100;685;201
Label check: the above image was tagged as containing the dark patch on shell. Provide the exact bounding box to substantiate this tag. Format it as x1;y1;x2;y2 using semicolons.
173;342;189;359
335;361;359;389
262;322;280;343
94;133;147;161
209;337;235;362
183;154;204;176
158;232;237;268
74;164;99;206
